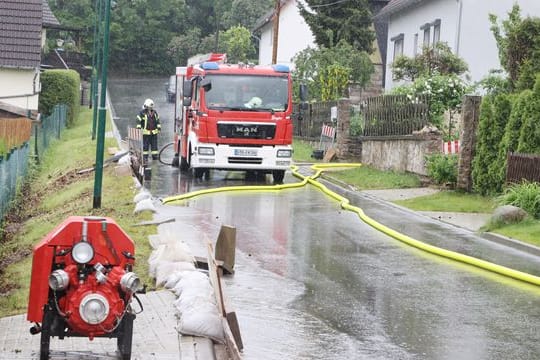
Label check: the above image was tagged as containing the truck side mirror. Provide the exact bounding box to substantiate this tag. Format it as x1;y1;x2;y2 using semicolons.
182;80;193;106
183;80;193;97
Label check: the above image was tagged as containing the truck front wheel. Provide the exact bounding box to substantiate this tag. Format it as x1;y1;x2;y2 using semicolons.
180;156;189;171
272;170;285;183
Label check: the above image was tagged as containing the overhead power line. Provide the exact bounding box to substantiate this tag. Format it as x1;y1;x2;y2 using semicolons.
310;0;351;9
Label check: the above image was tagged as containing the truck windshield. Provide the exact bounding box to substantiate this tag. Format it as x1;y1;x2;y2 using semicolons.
204;74;289;111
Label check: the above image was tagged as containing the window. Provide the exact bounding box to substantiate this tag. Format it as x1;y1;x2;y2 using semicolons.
204;74;289;111
421;23;431;47
391;33;404;61
413;33;419;55
432;19;441;45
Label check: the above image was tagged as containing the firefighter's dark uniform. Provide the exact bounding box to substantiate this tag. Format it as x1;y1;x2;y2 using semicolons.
136;109;161;161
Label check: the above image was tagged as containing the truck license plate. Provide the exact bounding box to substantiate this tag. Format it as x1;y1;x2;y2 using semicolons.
234;149;257;156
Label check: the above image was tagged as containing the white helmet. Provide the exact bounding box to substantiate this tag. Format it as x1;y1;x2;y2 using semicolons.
245;96;262;108
143;98;154;109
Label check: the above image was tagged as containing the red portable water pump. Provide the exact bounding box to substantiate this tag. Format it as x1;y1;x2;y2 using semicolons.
27;216;143;360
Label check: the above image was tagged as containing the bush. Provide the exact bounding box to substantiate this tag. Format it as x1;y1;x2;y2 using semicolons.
349;111;363;136
39;69;81;127
425;153;458;186
497;181;540;219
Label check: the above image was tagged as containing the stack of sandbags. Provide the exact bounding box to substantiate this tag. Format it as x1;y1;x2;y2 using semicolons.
133;187;156;213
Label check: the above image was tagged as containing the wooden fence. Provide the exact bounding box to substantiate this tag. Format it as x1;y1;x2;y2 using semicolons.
360;94;429;136
506;152;540;184
0;117;33;153
293;101;337;139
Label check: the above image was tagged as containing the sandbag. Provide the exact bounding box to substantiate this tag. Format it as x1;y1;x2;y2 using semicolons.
155;261;196;287
176;296;224;343
133;198;156;213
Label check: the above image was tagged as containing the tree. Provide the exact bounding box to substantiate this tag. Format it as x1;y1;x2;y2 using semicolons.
48;0;95;54
392;42;468;82
298;0;375;53
490;4;540;91
292;40;373;101
107;0;189;74
220;26;256;63
517;75;540;154
221;0;274;31
167;29;205;67
472;94;512;195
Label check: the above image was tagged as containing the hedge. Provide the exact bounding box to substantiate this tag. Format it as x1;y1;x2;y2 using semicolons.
39;69;81;127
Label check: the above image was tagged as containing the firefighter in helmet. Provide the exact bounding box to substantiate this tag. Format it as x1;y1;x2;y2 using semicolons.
136;98;161;162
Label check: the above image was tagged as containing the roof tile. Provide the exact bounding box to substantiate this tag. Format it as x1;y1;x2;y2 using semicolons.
0;0;42;68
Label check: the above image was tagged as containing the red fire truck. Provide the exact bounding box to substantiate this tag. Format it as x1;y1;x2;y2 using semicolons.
171;54;300;183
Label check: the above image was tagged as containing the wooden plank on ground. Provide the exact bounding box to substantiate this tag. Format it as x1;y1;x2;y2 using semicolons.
225;312;243;351
207;242;226;317
206;242;243;358
323;147;336;162
215;225;236;274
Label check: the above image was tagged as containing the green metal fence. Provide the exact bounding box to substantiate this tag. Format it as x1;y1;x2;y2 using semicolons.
0;142;30;219
33;104;67;161
0;104;67;224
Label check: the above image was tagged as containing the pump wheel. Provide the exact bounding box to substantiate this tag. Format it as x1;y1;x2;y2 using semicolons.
272;170;285;183
40;306;53;360
117;312;135;360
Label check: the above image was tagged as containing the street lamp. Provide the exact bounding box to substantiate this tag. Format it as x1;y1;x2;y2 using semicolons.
93;0;112;209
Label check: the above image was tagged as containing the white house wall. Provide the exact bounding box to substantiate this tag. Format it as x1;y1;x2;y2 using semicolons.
385;0;458;89
258;0;315;66
0;68;39;111
384;0;540;91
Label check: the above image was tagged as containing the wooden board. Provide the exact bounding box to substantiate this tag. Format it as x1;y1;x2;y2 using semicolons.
215;225;236;274
323;147;336;162
207;242;226;317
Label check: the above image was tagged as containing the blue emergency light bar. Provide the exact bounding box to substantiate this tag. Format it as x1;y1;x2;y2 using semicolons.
272;64;290;73
201;62;220;70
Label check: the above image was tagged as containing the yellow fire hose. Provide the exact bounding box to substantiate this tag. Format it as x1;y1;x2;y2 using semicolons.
162;164;540;287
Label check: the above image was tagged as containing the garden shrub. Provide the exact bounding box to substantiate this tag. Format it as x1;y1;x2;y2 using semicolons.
39;69;81;127
497;181;540;219
425;153;458;186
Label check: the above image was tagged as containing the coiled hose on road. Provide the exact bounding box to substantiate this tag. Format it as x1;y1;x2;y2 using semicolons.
158;142;175;166
161;163;540;287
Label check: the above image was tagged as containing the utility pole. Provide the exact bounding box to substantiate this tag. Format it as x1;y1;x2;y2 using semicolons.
93;0;112;209
272;0;281;64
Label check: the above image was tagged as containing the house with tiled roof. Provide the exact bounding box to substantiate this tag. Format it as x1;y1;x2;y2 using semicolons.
375;0;540;90
0;0;59;113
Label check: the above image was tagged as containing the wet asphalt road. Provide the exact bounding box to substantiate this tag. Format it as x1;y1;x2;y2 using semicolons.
108;77;540;360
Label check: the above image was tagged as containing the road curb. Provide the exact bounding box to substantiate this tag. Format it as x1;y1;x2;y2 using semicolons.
480;232;540;257
319;177;540;259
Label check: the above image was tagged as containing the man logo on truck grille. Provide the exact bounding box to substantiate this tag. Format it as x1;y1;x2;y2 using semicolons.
236;125;258;136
